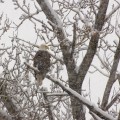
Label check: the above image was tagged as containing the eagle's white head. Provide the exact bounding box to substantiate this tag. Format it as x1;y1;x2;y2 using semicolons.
39;44;49;51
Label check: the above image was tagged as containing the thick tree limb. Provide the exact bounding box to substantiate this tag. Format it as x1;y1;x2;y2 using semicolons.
77;0;109;87
94;0;109;31
90;111;102;120
36;0;110;119
0;81;22;120
36;0;83;119
118;111;120;120
105;92;120;110
70;23;77;58
43;92;54;120
46;75;117;120
101;39;120;110
105;3;120;21
0;47;11;50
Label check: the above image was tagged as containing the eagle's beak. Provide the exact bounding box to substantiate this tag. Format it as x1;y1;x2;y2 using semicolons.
46;43;51;46
45;44;49;50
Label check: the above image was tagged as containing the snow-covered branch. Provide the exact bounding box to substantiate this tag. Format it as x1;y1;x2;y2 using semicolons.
17;38;64;64
24;62;39;72
101;39;120;109
105;3;120;21
47;93;68;96
46;75;117;120
36;0;62;27
105;92;120;110
0;47;11;50
0;109;12;120
0;82;23;120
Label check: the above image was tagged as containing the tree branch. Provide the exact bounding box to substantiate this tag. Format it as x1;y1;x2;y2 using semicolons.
24;62;39;72
70;23;76;58
118;110;120;120
105;92;120;110
90;111;102;120
46;75;117;120
77;0;109;86
101;39;120;110
35;0;109;119
17;38;64;64
43;92;54;120
0;81;22;120
105;3;120;21
0;47;11;50
0;109;12;120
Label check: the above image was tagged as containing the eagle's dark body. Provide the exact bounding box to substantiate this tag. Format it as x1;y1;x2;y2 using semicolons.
33;50;50;85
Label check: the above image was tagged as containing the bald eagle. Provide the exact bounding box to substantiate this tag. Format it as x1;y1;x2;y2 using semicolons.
33;44;51;85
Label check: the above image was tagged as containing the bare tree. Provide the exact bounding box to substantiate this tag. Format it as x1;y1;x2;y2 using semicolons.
0;0;120;120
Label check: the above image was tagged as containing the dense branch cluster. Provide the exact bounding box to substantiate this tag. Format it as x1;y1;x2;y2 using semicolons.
0;0;120;120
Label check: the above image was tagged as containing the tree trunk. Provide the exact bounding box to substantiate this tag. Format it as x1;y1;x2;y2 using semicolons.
36;0;109;119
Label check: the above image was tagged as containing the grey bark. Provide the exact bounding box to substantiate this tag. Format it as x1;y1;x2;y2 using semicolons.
118;111;120;120
101;38;120;110
77;0;110;87
43;92;54;120
69;0;109;119
0;81;22;120
36;0;110;119
46;75;117;120
36;0;85;119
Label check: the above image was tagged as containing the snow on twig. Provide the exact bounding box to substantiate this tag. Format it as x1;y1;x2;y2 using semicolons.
24;62;39;73
105;3;120;21
46;75;117;120
105;92;120;110
36;0;62;27
16;38;39;48
0;46;11;50
0;109;12;120
17;38;64;64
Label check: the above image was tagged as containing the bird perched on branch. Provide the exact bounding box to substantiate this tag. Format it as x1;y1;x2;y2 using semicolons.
33;44;51;85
